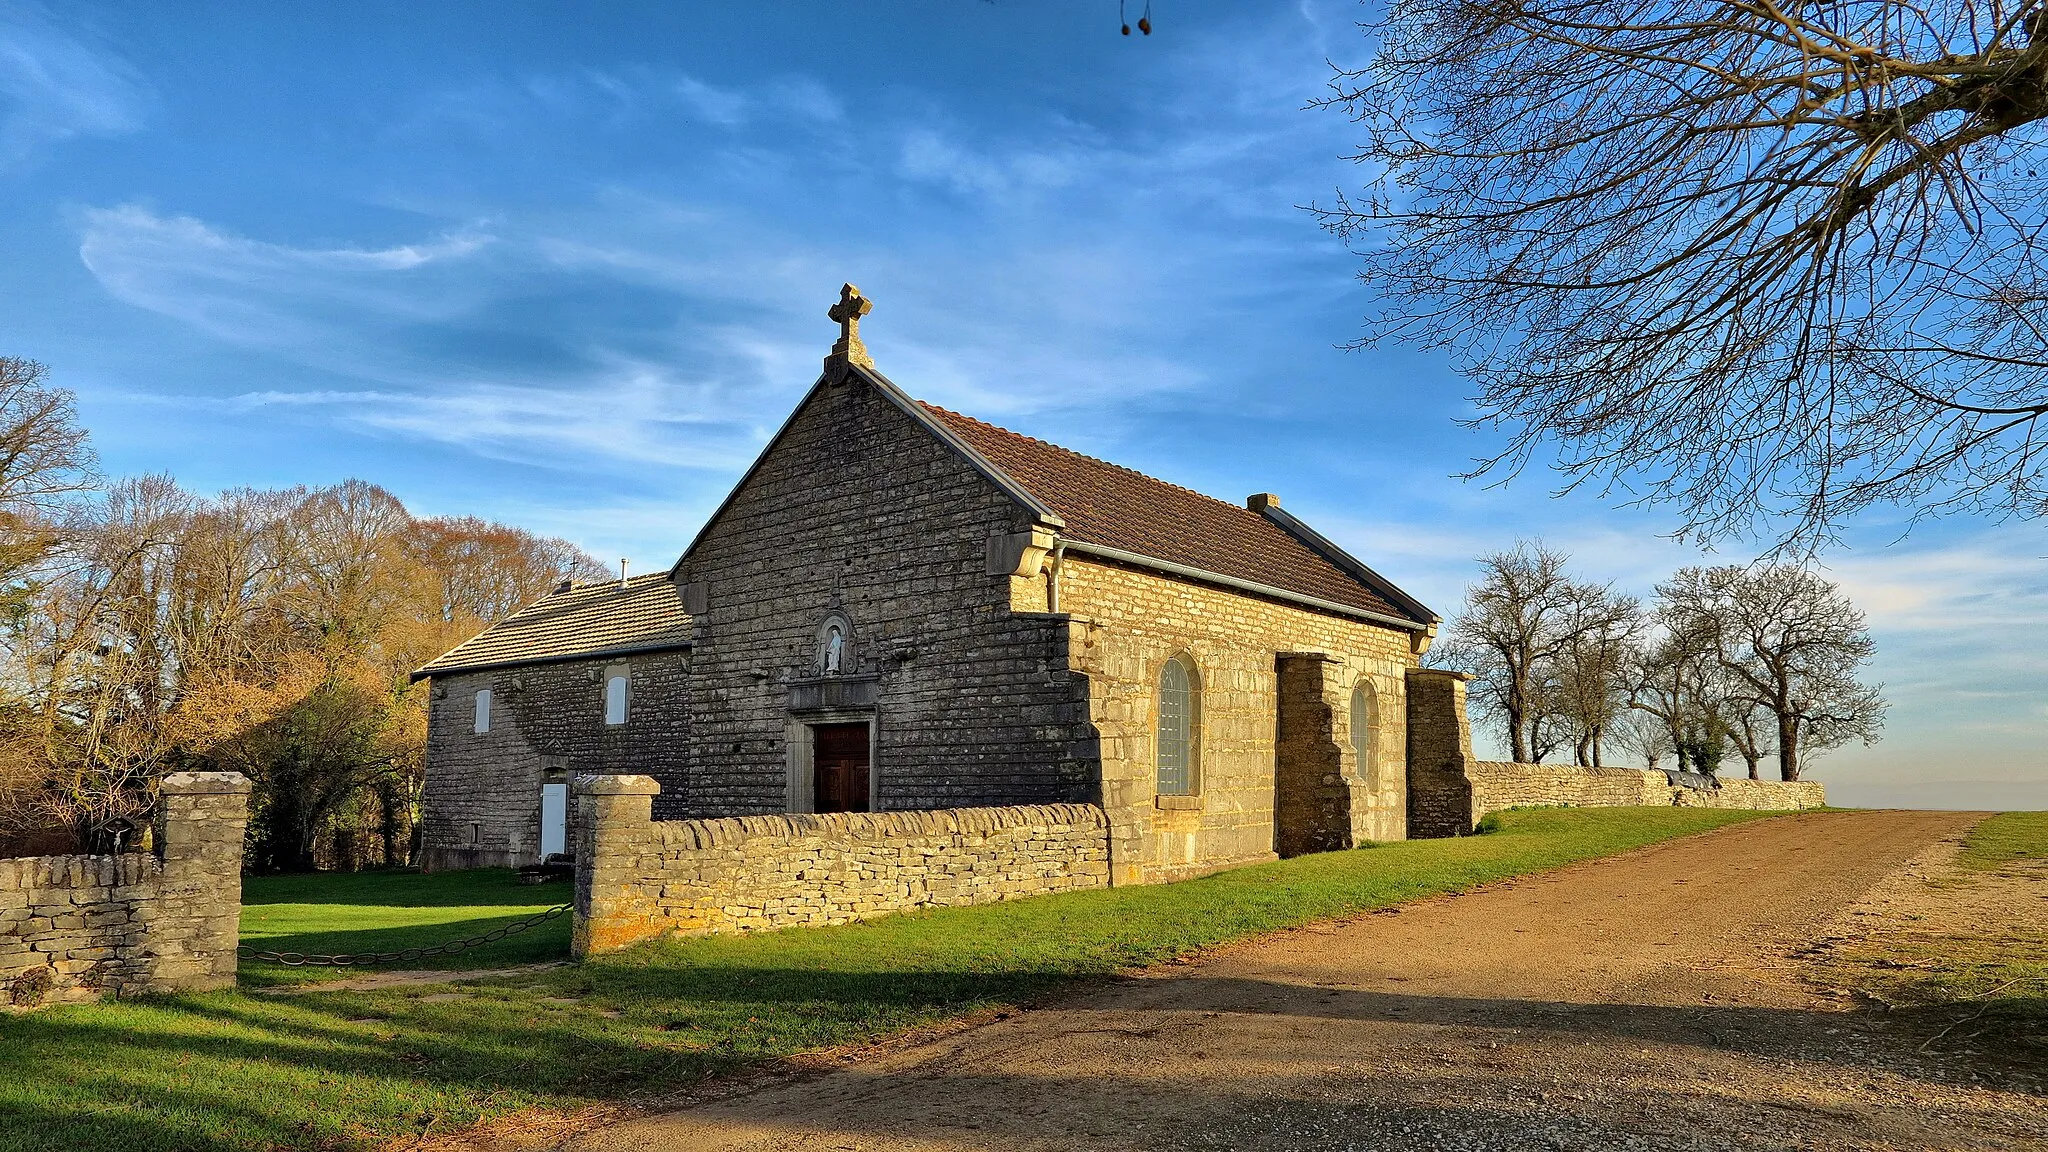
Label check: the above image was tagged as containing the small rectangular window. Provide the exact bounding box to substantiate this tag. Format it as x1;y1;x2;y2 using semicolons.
604;675;629;725
473;688;492;734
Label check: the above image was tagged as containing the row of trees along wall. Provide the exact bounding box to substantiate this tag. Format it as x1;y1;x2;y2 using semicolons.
0;356;612;869
1432;541;1885;782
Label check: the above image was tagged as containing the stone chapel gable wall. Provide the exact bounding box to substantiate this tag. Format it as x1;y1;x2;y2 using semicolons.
672;371;1093;818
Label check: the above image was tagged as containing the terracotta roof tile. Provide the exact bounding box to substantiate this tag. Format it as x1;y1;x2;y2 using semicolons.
412;573;691;680
919;404;1426;624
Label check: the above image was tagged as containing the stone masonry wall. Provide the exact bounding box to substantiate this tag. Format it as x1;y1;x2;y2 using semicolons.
0;772;249;1005
1403;677;1824;835
1032;555;1417;886
420;648;691;870
1468;763;1825;819
572;775;1108;954
674;371;1090;818
1678;776;1828;812
1465;762;1673;815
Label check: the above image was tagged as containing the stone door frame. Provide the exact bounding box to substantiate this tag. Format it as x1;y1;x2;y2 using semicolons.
784;711;878;813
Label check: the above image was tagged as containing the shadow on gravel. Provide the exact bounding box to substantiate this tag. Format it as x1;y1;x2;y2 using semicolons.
1152;975;2045;1096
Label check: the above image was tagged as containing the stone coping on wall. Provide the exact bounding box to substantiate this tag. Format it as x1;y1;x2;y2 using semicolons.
649;803;1108;851
573;777;1113;954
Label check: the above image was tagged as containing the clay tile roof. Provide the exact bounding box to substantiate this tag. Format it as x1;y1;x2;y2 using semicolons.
411;572;691;681
917;403;1430;625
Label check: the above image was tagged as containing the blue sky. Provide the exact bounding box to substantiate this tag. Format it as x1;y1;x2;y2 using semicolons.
2;0;2040;809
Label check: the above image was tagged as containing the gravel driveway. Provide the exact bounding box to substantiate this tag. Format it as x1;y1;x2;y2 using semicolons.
564;809;2043;1152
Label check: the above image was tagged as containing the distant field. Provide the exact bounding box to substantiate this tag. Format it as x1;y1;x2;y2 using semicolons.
0;806;1781;1152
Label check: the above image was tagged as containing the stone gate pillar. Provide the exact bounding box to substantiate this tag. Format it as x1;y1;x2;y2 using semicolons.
572;774;660;958
151;771;252;992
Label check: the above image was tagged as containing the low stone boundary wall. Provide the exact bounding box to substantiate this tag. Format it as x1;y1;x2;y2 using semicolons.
573;775;1110;955
1469;762;1825;824
0;772;250;1005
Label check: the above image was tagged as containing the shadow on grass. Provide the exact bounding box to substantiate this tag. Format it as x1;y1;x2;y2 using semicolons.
240;911;572;966
241;867;568;907
6;966;2035;1152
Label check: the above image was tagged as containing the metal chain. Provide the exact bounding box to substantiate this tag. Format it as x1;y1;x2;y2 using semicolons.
237;903;571;967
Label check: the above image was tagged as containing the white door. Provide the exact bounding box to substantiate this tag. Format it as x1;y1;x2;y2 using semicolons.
539;782;568;858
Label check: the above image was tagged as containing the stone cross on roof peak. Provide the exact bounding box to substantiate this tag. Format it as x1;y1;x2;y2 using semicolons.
825;283;876;373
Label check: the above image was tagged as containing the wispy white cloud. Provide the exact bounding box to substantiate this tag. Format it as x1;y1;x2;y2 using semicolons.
203;362;765;474
78;204;495;349
0;1;147;164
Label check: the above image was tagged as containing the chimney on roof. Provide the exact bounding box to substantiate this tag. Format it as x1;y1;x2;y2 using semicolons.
554;578;574;595
1246;493;1281;513
619;559;629;587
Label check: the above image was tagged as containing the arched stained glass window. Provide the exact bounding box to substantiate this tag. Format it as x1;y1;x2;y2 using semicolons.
1156;655;1198;796
1351;681;1380;788
604;675;629;725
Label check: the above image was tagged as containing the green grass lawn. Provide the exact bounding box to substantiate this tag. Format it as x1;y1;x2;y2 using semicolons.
239;869;573;989
0;807;1779;1152
1957;810;2048;871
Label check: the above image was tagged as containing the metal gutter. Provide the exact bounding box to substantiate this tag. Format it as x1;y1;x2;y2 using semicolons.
1059;540;1431;633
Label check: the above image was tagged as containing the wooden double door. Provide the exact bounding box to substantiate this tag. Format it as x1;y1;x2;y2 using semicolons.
811;722;871;813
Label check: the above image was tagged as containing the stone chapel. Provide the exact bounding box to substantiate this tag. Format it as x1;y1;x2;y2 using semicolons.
413;285;1445;886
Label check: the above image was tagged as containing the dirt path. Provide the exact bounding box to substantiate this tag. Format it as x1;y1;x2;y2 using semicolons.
564;809;2045;1152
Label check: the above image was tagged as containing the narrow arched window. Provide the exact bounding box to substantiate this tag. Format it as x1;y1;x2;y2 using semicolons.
1351;681;1380;788
1156;655;1198;796
473;688;492;734
604;675;629;725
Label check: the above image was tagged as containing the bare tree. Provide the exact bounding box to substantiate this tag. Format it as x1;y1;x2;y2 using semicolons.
1628;629;1728;776
1317;3;2048;547
0;358;94;597
1606;703;1674;772
1549;587;1642;765
1657;565;1886;779
1723;693;1778;780
1434;540;1630;762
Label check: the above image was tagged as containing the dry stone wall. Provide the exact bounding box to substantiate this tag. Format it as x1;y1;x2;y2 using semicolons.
572;774;1108;954
0;772;249;1005
1402;675;1825;834
1466;762;1825;824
